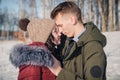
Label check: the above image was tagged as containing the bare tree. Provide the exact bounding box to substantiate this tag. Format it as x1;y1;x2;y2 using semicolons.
46;0;51;18
109;0;114;31
79;0;84;22
29;0;37;18
77;0;80;7
85;0;90;22
2;8;9;40
104;0;109;31
113;0;116;31
0;9;3;37
118;0;120;31
19;0;26;18
41;0;51;18
97;0;107;31
51;0;55;12
115;0;119;31
41;0;45;18
94;0;99;27
91;0;94;22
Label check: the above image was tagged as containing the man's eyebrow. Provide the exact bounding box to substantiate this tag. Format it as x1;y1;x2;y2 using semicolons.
55;23;62;27
55;23;59;25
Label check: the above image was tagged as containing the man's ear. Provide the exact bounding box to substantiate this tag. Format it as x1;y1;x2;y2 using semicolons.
70;16;77;25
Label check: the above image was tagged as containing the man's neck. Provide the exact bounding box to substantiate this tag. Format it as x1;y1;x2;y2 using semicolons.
74;22;85;37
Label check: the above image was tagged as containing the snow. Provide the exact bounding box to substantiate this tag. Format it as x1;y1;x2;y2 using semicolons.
103;31;120;80
0;31;120;80
0;41;23;80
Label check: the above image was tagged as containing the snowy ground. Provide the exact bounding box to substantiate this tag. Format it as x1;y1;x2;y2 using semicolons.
103;31;120;80
0;41;23;80
0;31;120;80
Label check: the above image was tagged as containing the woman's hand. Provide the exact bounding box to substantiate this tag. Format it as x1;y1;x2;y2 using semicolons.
48;55;62;76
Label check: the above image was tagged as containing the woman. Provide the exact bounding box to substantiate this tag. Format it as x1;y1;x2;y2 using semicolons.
9;18;61;80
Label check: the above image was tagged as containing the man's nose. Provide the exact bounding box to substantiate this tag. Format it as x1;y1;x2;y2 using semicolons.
57;28;63;37
58;27;63;34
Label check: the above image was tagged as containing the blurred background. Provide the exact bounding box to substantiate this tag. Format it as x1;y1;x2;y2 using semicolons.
0;0;120;80
0;0;120;41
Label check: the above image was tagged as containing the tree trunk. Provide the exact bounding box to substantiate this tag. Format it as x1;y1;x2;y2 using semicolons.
77;0;80;7
41;0;45;18
41;0;51;18
109;0;114;31
113;0;116;31
51;0;55;11
115;0;118;31
46;0;50;18
118;0;120;31
79;0;84;22
104;0;109;31
85;0;90;22
19;0;25;18
29;0;37;18
97;0;107;32
93;0;99;27
91;0;94;23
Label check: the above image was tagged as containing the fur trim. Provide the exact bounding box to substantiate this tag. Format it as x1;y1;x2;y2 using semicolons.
9;44;54;67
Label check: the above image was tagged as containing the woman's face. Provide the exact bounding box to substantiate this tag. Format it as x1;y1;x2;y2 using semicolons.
52;26;62;45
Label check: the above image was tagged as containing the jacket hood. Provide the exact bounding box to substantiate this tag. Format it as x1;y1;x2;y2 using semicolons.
77;22;106;47
9;44;54;67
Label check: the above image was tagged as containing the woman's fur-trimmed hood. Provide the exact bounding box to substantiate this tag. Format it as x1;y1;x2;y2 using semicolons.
9;44;54;67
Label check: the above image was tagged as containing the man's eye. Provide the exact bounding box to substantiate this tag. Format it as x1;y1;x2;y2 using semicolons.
58;25;62;28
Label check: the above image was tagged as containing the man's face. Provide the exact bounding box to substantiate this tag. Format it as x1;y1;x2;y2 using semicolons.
55;13;74;38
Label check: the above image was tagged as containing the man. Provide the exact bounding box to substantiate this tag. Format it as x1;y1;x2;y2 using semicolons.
48;1;107;80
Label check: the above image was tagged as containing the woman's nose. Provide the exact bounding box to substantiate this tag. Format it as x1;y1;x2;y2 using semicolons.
58;31;62;36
